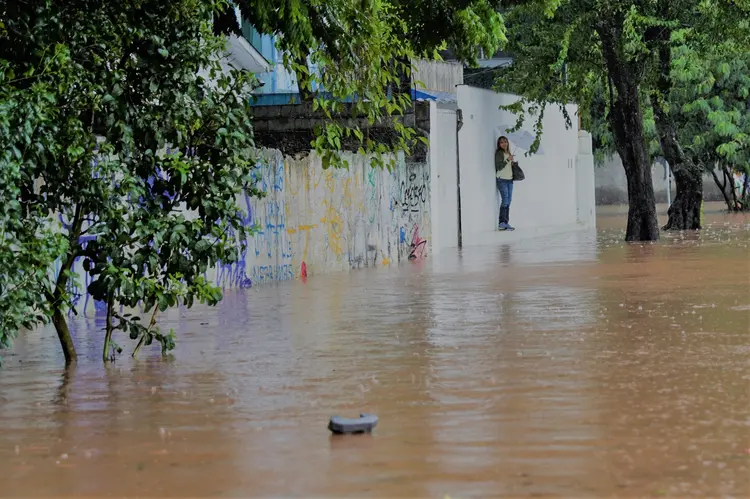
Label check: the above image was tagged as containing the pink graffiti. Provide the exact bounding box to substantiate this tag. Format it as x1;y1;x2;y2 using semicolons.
408;226;427;261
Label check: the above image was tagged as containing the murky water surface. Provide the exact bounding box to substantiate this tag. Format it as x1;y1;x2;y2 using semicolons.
1;206;749;498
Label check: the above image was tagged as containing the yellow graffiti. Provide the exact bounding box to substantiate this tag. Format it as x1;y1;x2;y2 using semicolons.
284;158;302;196
342;177;353;210
285;223;317;262
324;170;336;193
321;201;344;257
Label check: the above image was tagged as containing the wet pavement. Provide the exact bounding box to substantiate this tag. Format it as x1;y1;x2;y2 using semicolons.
1;206;749;497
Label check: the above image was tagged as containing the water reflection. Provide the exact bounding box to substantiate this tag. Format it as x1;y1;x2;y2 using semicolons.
1;209;748;497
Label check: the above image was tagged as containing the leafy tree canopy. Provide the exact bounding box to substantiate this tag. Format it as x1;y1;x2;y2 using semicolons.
214;1;510;168
0;0;260;363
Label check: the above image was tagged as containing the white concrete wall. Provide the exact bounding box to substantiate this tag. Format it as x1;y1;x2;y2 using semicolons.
576;131;597;228
456;86;584;246
595;154;724;205
429;102;459;254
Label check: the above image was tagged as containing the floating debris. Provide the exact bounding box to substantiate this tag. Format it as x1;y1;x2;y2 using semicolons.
328;413;378;434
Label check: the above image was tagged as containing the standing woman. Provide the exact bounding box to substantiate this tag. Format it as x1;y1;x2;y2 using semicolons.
495;136;516;231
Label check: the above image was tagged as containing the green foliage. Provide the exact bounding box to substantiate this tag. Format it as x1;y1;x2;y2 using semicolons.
492;1;600;154
0;57;70;353
218;1;507;169
1;0;261;361
496;0;748;167
671;31;750;171
387;0;507;64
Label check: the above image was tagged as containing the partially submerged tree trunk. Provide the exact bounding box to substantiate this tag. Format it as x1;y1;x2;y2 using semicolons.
103;298;114;362
52;308;77;365
713;162;746;211
710;164;734;211
653;104;703;230
599;26;659;241
611;90;660;241
51;205;84;365
651;40;702;231
52;253;78;365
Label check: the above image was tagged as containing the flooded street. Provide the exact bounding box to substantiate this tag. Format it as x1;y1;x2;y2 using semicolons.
1;206;749;498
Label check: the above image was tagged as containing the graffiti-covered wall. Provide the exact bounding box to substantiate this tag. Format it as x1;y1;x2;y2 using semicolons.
59;149;430;316
211;150;431;289
65;149;430;314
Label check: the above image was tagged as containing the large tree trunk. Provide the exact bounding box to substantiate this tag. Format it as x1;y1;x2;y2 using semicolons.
653;105;703;230
650;26;702;231
599;25;659;241
611;91;660;242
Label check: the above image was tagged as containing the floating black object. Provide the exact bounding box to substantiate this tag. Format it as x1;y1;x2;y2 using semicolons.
328;413;378;434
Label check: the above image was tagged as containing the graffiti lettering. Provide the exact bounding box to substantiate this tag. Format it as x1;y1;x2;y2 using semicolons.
408;225;428;261
252;264;295;282
216;248;253;289
399;172;427;214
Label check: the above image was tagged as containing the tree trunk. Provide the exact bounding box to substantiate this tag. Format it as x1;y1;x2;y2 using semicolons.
599;25;659;241
52;308;77;365
51;204;83;365
651;29;702;231
615;111;660;243
711;165;734;211
651;106;702;231
723;163;742;211
103;298;114;363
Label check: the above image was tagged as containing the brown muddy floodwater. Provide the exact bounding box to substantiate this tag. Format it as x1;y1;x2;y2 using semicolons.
1;206;749;498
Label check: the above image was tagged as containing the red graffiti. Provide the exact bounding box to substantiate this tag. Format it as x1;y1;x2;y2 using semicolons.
300;261;308;282
408;226;428;261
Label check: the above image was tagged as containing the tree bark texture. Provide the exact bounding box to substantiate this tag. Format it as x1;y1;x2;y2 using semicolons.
713;162;746;211
710;165;734;211
51;204;84;365
651;38;702;231
598;25;659;241
52;308;77;365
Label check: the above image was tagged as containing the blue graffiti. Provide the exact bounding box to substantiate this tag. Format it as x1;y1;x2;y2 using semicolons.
253;199;288;259
216;257;253;289
258;159;284;193
251;264;295;283
215;225;253;289
242;192;254;225
57;155;299;309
